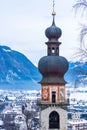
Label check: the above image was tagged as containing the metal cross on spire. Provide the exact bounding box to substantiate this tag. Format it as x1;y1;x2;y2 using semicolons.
53;0;55;12
52;0;56;16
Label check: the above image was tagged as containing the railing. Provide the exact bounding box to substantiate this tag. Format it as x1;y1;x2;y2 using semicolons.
37;100;69;110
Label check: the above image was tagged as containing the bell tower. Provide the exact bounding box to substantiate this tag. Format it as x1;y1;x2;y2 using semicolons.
38;1;69;130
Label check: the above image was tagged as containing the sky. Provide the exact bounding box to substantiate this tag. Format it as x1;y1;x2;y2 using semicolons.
0;0;83;66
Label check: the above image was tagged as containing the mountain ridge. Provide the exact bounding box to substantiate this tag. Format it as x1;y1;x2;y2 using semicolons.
0;45;42;90
0;45;86;90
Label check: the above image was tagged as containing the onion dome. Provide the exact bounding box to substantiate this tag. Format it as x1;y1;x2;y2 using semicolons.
45;13;62;42
38;3;69;84
38;56;69;84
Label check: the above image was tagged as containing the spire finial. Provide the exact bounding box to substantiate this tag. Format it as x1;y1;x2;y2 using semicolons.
52;0;56;16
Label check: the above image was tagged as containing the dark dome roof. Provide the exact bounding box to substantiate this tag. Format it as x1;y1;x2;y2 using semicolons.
38;13;69;84
38;56;69;84
38;56;68;75
45;21;62;41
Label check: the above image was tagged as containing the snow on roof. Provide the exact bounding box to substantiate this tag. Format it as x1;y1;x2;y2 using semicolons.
0;120;3;126
25;96;37;100
70;92;87;101
68;119;87;125
26;90;39;93
7;96;16;100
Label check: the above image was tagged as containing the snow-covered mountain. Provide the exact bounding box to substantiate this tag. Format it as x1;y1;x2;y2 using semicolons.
0;46;42;90
65;61;87;87
0;45;86;90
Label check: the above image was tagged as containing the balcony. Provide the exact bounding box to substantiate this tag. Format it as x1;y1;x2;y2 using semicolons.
38;100;69;110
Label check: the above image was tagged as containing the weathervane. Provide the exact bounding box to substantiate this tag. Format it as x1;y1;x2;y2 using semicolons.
52;0;56;16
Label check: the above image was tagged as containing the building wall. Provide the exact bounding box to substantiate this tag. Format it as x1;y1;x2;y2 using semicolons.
40;106;67;130
42;84;65;103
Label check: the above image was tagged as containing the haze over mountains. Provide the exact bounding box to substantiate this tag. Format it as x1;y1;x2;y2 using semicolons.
0;45;86;90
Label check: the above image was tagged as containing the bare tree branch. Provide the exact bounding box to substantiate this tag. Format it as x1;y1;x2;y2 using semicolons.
73;0;87;12
73;0;87;61
80;24;87;43
72;47;87;61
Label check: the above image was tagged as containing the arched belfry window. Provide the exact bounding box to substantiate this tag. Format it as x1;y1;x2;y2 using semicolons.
49;111;60;129
52;47;55;53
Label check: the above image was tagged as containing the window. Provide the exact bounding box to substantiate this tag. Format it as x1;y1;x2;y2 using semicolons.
52;91;56;103
49;111;60;129
52;47;55;53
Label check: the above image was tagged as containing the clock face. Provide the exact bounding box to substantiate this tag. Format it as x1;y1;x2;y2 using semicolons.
42;86;49;100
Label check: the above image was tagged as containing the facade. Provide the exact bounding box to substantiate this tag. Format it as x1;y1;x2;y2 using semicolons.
38;5;69;130
68;119;87;130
